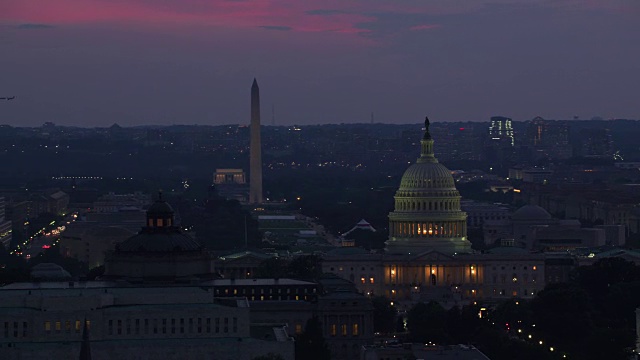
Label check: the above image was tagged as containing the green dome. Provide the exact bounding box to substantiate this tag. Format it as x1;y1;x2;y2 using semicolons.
399;162;456;190
147;199;174;215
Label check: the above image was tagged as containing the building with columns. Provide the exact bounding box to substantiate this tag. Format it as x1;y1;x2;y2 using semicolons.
323;119;552;308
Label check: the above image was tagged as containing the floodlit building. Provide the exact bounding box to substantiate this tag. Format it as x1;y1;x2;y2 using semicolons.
323;120;548;308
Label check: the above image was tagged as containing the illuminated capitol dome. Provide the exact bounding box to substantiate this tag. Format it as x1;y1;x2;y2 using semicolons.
386;117;471;255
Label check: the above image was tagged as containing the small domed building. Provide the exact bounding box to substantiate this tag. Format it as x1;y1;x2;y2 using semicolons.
104;194;216;282
387;117;470;255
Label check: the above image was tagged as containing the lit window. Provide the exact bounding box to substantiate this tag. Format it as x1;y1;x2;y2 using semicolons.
353;323;359;336
157;219;163;227
361;277;365;284
369;277;374;284
532;266;537;271
44;321;51;332
341;324;347;336
390;269;396;276
331;324;337;336
55;321;61;332
295;324;302;334
75;320;81;333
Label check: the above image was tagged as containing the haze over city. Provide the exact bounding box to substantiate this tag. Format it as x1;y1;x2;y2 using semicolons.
2;0;639;126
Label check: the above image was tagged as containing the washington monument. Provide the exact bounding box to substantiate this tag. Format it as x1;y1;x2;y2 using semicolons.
249;78;263;204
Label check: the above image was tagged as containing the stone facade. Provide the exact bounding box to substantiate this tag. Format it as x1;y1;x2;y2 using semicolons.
0;282;294;360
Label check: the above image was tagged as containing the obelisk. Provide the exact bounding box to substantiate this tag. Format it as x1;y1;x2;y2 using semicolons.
249;78;263;204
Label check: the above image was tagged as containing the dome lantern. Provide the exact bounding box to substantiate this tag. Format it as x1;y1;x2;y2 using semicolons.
146;191;175;230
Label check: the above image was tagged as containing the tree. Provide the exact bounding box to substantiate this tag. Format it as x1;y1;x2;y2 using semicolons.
29;244;88;277
406;301;449;344
193;192;261;251
531;283;595;356
371;296;397;334
491;299;532;331
287;255;322;280
254;258;289;279
252;353;285;360
255;255;323;281
346;228;387;250
575;257;640;307
295;317;330;360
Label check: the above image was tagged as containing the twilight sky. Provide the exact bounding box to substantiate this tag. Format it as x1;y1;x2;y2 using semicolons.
1;0;639;127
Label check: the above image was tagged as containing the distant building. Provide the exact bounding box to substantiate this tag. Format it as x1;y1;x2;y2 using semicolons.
0;196;12;249
484;117;516;164
59;224;136;268
92;191;151;213
214;169;248;202
526;118;572;160
489;116;514;146
579;128;613;158
484;205;607;250
461;200;511;229
343;219;377;237
214;168;246;185
522;168;553;184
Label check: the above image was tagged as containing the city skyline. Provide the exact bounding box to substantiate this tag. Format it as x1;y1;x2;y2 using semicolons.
1;0;639;127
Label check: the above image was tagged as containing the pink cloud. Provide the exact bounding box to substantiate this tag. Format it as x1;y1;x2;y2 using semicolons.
409;24;440;31
2;0;630;41
0;0;376;35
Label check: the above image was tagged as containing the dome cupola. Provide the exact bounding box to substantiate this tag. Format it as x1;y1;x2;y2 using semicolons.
145;191;175;230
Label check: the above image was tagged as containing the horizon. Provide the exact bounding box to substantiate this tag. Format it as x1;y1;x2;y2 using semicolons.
3;116;639;129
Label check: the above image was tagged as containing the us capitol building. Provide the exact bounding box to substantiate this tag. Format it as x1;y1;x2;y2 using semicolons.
323;118;554;307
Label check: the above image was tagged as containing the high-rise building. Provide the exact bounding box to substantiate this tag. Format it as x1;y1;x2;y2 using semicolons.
249;79;263;204
526;117;572;160
485;116;516;166
489;116;514;146
579;128;613;158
